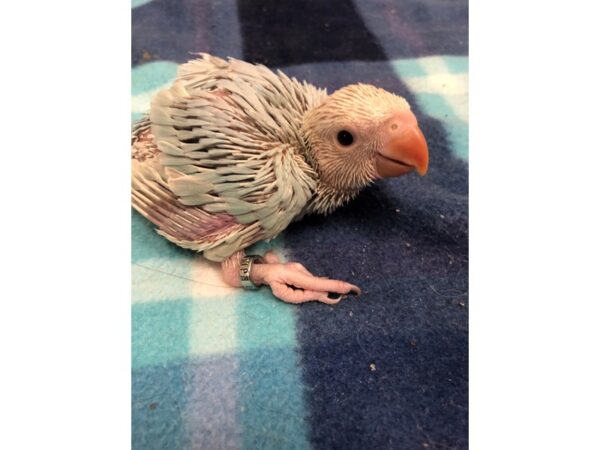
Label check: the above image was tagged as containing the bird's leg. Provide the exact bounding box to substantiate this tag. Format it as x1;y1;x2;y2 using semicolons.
220;250;246;288
220;250;361;305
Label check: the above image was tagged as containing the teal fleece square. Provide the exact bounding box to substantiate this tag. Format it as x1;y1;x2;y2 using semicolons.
238;347;310;450
132;299;192;368
132;363;187;450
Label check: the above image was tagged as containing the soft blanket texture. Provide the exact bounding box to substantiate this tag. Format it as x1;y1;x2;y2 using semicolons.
132;0;468;448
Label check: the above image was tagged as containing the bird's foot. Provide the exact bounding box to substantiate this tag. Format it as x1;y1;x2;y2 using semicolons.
249;251;361;304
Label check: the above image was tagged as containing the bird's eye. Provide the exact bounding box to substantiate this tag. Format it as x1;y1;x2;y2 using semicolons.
337;130;354;146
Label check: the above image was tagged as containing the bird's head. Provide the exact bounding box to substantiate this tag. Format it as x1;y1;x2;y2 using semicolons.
302;84;429;192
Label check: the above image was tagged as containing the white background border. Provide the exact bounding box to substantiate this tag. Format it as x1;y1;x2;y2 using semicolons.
1;0;599;448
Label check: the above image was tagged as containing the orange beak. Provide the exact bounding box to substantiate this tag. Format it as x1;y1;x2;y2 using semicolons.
375;112;429;178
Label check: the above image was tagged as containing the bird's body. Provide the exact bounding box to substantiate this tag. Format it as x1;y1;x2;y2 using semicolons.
132;53;429;303
132;54;326;261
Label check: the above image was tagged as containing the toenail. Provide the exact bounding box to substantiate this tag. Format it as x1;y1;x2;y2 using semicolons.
327;292;342;300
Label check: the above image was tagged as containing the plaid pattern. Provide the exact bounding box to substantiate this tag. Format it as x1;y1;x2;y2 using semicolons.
132;1;468;448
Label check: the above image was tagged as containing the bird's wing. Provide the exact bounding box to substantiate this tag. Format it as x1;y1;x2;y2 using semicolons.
132;119;250;259
137;55;322;260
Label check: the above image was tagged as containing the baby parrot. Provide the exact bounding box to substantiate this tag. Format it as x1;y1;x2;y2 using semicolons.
132;54;429;304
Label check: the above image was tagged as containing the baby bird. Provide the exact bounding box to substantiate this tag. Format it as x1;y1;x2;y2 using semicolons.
132;54;428;304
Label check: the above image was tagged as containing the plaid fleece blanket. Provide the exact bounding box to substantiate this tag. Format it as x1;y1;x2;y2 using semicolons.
132;1;468;449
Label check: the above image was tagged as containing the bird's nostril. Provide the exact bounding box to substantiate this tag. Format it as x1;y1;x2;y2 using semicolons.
391;123;398;130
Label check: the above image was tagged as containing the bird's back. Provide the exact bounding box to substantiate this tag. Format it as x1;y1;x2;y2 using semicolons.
155;54;326;150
